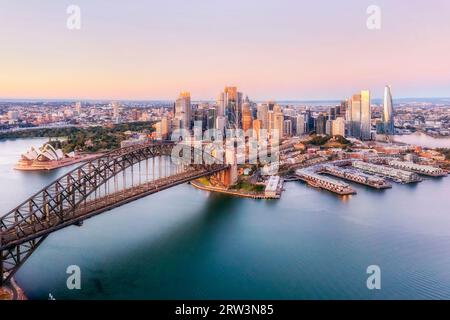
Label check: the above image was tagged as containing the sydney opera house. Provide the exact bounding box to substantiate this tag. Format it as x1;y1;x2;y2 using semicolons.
15;143;93;171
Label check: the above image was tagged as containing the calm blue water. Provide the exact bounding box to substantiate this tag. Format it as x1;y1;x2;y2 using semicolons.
1;138;450;300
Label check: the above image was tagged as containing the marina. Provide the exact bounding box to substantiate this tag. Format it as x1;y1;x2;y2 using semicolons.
387;160;448;177
295;168;356;195
352;161;422;184
291;157;447;196
320;164;392;189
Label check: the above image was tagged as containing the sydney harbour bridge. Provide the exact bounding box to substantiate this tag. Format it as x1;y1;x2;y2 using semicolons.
0;141;231;285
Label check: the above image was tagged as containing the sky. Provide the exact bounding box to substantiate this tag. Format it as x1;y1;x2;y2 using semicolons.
1;0;450;101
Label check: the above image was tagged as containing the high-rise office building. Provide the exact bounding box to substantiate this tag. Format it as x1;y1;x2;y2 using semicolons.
268;111;274;132
216;116;226;135
252;119;262;140
350;94;361;138
175;91;192;130
349;90;371;140
286;115;297;134
207;108;216;130
171;118;182;132
273;104;282;113
216;93;225;117
383;85;395;135
219;87;243;129
296;115;305;135
242;97;253;133
283;120;292;137
194;107;207;130
360;90;371;140
273;110;284;137
306;109;315;132
257;104;269;129
329;107;336;121
340;100;348;118
326;119;332;135
161;116;170;140
332;117;346;136
315;113;326;135
335;105;341;117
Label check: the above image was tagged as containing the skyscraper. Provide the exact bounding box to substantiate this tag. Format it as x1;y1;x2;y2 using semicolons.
283;120;292;137
360;90;371;140
315;114;326;135
273;110;284;137
383;85;395;135
296;115;305;135
326;119;332;135
160;116;170;139
340;100;348;118
306;109;315;132
268;110;274;132
329;107;336;121
242;96;253;133
207;108;216;130
194;107;206;130
216;93;225;117
219;86;243;129
332;117;346;137
252;119;262;140
350;94;361;138
349;90;371;140
216;116;226;135
257;104;269;129
175;91;191;130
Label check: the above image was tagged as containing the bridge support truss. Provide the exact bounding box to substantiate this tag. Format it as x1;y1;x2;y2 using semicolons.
1;142;228;285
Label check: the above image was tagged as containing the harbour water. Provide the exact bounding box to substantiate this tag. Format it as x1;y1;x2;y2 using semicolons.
2;138;450;300
394;132;450;149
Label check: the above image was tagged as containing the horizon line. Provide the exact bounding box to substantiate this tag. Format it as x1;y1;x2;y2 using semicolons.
1;96;450;104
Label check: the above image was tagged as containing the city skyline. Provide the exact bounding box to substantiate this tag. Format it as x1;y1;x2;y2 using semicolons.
2;0;450;306
1;0;450;100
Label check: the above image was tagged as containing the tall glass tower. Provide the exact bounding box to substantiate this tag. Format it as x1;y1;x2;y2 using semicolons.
350;94;361;139
175;92;191;130
360;90;371;141
220;86;243;129
383;85;395;135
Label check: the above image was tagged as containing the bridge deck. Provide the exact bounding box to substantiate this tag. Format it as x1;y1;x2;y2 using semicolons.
1;165;227;251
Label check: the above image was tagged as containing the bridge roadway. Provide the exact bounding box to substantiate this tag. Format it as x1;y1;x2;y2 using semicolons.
0;165;227;251
1;141;232;285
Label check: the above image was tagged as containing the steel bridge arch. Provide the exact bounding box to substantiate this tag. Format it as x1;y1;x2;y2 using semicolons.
0;141;229;285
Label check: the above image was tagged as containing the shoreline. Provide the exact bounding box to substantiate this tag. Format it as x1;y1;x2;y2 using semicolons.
190;180;280;199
